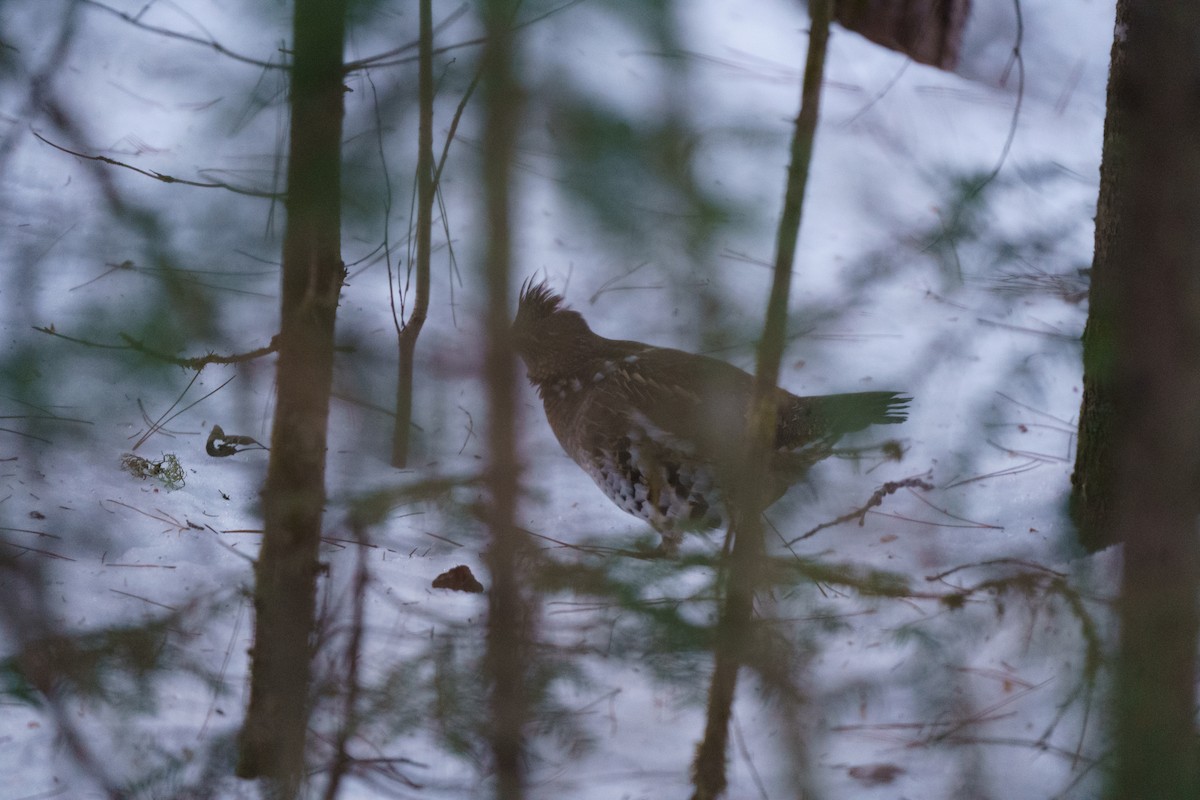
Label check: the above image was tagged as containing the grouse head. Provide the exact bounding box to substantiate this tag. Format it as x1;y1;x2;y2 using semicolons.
513;280;599;384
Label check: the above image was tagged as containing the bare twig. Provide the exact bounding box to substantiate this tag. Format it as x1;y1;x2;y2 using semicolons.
32;131;279;198
77;0;280;70
994;390;1075;426
785;476;935;545
33;325;277;370
0;428;53;444
69;258;137;291
345;0;587;72
901;488;1005;529
130;374;235;452
941;458;1046;489
0;538;74;561
198;595;248;741
587;262;656;304
342;3;469;72
101;499;190;533
925;557;1068;583
432;67;479;194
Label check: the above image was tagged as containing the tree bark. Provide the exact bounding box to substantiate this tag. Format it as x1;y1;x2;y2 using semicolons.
391;0;434;467
1070;1;1129;553
479;2;528;799
235;0;347;793
835;0;970;70
1105;3;1200;798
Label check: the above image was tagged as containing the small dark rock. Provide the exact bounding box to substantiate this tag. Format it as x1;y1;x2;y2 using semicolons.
432;564;484;593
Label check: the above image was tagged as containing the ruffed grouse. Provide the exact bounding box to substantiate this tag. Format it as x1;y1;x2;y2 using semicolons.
513;281;909;554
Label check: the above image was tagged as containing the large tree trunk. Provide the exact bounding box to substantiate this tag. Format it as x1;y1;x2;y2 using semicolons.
834;0;970;70
1070;2;1128;553
1105;2;1200;798
235;0;347;793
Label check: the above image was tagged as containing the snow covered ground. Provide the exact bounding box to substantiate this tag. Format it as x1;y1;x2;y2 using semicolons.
0;0;1117;797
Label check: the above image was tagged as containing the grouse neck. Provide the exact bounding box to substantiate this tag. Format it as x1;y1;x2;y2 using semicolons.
524;332;644;388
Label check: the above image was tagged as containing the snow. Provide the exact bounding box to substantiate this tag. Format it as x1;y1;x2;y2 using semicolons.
0;0;1117;797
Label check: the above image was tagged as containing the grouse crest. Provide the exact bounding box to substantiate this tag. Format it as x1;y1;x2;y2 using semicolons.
513;280;909;554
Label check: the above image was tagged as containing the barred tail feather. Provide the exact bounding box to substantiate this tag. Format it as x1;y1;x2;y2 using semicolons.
817;391;910;433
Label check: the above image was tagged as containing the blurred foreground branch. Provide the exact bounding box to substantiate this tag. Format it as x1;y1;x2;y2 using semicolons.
479;0;531;798
691;2;833;798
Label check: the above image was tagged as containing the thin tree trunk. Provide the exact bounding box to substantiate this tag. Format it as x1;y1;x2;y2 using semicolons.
235;0;347;793
392;0;434;467
690;2;832;798
1070;1;1128;553
1107;3;1200;798
479;2;528;798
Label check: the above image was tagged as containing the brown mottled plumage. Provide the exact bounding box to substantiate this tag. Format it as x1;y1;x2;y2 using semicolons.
513;280;909;553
